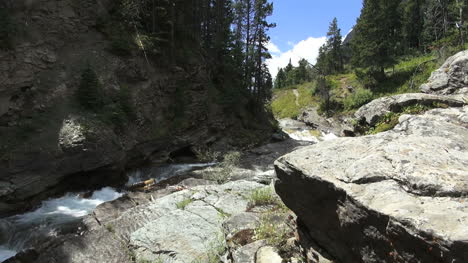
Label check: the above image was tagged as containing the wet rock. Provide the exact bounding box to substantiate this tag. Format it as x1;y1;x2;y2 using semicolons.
275;106;468;262
24;180;267;263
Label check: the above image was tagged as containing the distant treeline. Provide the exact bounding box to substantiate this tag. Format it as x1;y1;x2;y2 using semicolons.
275;0;468;89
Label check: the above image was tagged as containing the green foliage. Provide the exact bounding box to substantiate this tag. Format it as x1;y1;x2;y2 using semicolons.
316;17;344;75
368;103;440;134
275;59;315;89
249;187;277;207
254;213;290;247
343;88;373;110
297;84;317;106
193;147;220;162
0;7;16;50
223;151;241;166
99;85;134;129
271;90;300;119
176;198;193;210
374;54;438;96
351;0;401;75
368;112;400;134
317;98;343;116
192;234;226;263
105;224;116;233
203;151;241;184
271;82;318;119
77;65;103;111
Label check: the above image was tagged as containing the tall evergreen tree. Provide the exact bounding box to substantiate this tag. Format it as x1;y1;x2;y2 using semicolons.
315;18;344;75
296;58;311;83
326;18;344;73
402;0;425;50
351;0;402;80
274;68;286;89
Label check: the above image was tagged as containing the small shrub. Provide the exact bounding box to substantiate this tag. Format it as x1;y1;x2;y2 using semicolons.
254;213;290;247
102;103;127;128
193;234;226;263
317;98;343;116
355;68;379;89
77;65;103;111
223;151;241;166
176;198;193;210
203;151;241;184
343;87;373;110
105;223;115;233
368;112;399;134
249;187;277;207
193;147;220;162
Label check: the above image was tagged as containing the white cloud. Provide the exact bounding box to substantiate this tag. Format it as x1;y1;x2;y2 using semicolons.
266;41;281;54
266;36;326;78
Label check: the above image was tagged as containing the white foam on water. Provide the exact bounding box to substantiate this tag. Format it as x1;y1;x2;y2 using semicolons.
13;187;123;225
0;247;16;262
283;129;320;142
321;132;338;141
0;187;123;262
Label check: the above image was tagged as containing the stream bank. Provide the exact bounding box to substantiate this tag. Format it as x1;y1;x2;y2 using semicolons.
1;136;315;263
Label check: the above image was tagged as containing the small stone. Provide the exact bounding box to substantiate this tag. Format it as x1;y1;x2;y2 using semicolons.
256;246;282;263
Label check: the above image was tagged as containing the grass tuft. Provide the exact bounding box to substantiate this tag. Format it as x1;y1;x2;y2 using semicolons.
176;198;193;210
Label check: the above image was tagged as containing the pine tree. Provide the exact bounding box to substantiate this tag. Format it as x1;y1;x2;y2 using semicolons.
402;0;425;50
315;45;331;74
315;18;344;75
274;68;286;89
326;18;344;73
78;65;102;110
351;0;402;80
296;58;311;83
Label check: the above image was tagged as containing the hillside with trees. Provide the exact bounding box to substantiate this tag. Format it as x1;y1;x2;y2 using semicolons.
272;0;468;119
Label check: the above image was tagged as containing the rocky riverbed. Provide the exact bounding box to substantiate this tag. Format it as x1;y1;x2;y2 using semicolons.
2;40;468;262
1;137;316;263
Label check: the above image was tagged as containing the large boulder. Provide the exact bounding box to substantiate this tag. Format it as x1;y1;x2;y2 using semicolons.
275;106;468;262
421;50;468;95
354;93;464;125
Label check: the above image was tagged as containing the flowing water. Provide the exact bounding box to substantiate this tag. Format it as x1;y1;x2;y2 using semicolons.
126;162;216;186
0;187;123;262
0;163;215;262
278;118;338;142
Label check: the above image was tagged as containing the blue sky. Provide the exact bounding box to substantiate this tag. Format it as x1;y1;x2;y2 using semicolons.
266;0;363;77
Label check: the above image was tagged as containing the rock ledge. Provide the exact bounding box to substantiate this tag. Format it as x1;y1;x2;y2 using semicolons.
275;106;468;262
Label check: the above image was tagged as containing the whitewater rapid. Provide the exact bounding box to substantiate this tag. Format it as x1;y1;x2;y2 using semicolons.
0;187;123;262
0;162;216;262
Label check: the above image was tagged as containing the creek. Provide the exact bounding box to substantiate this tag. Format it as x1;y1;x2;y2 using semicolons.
0;163;215;262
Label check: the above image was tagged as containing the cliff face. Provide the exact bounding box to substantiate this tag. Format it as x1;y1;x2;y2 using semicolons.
0;0;272;216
